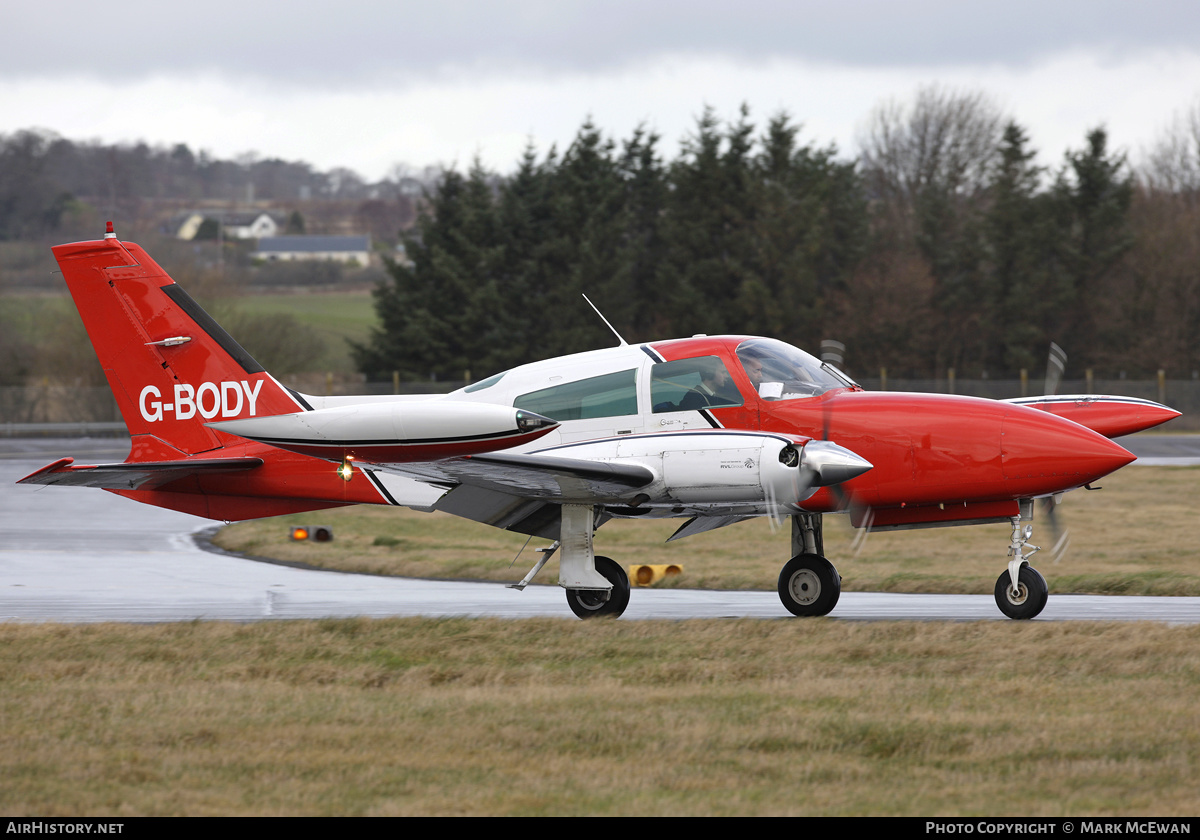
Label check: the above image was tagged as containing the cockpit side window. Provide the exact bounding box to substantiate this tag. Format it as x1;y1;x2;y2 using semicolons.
736;338;858;400
651;356;744;413
514;369;638;421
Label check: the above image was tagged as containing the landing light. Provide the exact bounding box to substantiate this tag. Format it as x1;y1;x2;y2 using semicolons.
516;410;555;433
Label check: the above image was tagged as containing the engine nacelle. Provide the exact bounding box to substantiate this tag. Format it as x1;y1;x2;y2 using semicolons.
656;437;807;505
542;431;870;509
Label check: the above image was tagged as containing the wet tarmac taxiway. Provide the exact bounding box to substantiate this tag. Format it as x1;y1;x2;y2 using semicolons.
4;436;1199;624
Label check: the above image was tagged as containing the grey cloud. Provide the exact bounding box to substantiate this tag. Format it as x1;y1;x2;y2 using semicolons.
7;0;1200;85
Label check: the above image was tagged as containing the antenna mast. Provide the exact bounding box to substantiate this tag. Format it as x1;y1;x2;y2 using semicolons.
582;294;628;346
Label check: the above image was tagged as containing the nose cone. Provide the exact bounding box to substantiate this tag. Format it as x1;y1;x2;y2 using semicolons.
802;440;873;487
1002;405;1136;495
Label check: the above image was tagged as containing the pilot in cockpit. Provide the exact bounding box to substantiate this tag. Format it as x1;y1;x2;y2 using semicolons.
743;356;764;392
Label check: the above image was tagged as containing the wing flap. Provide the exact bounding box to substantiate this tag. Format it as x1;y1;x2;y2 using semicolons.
17;457;264;490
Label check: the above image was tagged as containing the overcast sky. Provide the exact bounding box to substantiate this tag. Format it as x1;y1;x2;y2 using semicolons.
4;1;1200;180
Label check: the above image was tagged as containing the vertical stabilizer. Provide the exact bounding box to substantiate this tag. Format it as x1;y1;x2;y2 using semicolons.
52;227;308;456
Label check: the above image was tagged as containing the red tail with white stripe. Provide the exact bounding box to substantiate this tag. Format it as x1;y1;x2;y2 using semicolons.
53;224;307;457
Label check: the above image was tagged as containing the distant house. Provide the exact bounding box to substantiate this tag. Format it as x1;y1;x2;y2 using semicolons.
252;235;372;265
222;212;281;240
169;211;280;240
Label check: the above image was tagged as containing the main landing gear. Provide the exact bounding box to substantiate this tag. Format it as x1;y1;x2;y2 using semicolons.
525;504;630;620
778;553;841;616
777;514;841;617
566;555;630;619
994;515;1049;620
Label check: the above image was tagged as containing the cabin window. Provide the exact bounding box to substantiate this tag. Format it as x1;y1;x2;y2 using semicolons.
650;356;743;413
464;371;506;392
514;369;638;421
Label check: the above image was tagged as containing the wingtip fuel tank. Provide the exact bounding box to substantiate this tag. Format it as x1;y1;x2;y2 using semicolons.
208;401;558;463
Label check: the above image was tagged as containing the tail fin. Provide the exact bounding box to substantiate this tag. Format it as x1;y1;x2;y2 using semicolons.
53;225;308;456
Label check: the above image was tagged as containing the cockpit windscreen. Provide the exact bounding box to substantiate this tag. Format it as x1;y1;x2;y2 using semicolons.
736;338;858;400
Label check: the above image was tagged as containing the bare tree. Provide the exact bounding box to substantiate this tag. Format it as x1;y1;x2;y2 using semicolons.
1139;97;1200;200
858;84;1006;218
856;86;1007;375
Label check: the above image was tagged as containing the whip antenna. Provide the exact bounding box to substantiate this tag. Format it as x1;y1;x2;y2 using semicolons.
582;294;628;346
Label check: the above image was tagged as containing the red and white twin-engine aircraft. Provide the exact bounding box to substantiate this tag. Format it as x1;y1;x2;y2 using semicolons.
19;226;1180;619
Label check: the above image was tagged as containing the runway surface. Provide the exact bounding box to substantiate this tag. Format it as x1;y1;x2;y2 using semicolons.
3;435;1199;624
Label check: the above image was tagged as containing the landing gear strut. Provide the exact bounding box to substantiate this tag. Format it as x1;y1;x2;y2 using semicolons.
994;514;1049;620
557;504;630;620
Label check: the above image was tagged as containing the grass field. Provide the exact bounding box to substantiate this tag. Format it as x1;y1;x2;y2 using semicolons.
214;465;1200;597
2;619;1198;815
2;288;379;381
215;290;378;374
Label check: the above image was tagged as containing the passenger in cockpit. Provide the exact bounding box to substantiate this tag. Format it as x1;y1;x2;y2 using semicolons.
680;361;733;410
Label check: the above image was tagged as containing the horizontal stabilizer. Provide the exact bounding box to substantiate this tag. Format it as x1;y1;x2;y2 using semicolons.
17;456;263;490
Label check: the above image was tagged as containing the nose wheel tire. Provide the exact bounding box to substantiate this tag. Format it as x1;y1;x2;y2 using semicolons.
778;553;841;617
994;565;1048;620
566;555;631;619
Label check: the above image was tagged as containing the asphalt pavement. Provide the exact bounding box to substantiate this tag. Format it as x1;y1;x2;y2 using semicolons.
3;434;1199;624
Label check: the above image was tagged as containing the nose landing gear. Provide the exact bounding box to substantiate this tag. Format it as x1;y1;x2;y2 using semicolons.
994;515;1049;620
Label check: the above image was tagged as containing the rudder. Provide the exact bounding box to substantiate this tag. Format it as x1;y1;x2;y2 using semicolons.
52;225;307;456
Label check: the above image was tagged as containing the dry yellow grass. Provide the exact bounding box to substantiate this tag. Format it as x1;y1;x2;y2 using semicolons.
2;619;1199;816
214;465;1200;595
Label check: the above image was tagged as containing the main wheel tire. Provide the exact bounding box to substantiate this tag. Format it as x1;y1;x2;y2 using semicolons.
777;553;841;617
566;555;631;619
994;565;1049;620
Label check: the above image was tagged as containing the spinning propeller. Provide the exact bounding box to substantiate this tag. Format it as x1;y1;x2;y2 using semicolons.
1039;342;1071;563
818;362;874;557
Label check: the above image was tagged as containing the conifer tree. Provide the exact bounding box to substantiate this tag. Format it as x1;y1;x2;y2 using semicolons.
1052;128;1133;368
353;163;506;380
983;122;1062;373
658;105;758;336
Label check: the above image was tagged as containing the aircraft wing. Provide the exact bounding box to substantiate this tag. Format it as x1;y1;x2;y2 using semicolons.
374;451;656;499
360;452;655;540
17;457;264;490
366;432;872;540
